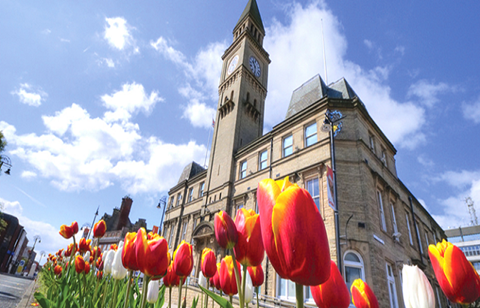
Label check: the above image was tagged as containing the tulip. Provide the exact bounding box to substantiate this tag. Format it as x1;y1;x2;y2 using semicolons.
54;265;62;276
93;219;107;238
163;263;181;287
199;271;208;288
146;279;160;304
214;211;238;249
97;271;103;280
112;242;128;280
213;263;222;290
248;265;264;287
201;248;217;278
310;260;350;308
84;262;91;274
428;240;480;304
110;244;118;251
135;228;170;277
244;271;254;304
257;177;330;286
65;243;77;257
75;255;85;274
402;265;435;308
78;238;91;254
122;231;140;271
59;221;79;239
234;209;264;267
351;279;379;308
96;257;103;269
219;256;241;296
103;249;115;275
84;250;91;262
173;241;194;278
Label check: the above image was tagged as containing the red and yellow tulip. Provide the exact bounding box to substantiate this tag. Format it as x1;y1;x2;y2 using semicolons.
247;265;264;287
219;256;241;296
84;261;91;274
59;221;79;239
257;177;331;286
122;231;140;271
351;279;379;308
201;248;217;278
233;208;264;267
173;241;193;278
65;243;77;257
212;263;222;291
429;239;480;304
135;228;170;277
214;211;238;250
310;260;350;308
54;265;62;276
75;255;85;274
93;219;107;238
97;271;103;280
163;263;181;287
78;238;91;254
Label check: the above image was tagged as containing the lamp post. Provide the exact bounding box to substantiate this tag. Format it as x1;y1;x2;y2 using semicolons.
87;206;99;240
322;109;345;275
157;196;167;235
29;235;41;270
38;251;45;265
0;155;12;175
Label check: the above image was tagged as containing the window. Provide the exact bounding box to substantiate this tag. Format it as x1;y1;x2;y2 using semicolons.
305;122;317;147
259;150;268;170
344;251;365;305
424;231;430;247
415;222;423;254
391;203;399;240
283;135;293;157
188;188;194;202
381;149;387;166
255;198;258;214
181;220;188;242
377;191;387;231
386;263;399;308
306;178;320;211
199;182;205;197
369;135;375;150
191;218;198;244
169;196;174;209
277;276;313;303
169;226;175;248
240;161;247;179
406;213;413;245
176;193;183;206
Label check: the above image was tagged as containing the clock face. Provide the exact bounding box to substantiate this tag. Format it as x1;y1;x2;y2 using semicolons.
227;55;239;75
249;56;261;77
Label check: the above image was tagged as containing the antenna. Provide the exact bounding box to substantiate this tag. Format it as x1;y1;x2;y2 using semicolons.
466;197;478;226
321;19;328;84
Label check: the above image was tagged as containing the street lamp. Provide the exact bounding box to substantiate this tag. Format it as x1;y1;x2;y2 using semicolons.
157;196;167;235
322;109;345;275
38;251;46;265
28;235;41;270
0;155;12;175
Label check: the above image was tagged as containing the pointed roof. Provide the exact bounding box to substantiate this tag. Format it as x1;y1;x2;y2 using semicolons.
178;161;206;184
235;0;265;33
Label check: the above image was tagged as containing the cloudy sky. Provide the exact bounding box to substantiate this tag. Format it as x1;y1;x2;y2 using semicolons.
1;0;480;260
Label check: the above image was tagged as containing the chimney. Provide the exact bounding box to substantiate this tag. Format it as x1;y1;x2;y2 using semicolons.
117;196;133;230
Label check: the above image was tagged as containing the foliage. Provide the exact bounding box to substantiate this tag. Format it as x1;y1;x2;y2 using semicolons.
0;130;6;157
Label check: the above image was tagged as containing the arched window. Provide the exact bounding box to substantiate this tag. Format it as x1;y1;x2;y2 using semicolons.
344;251;365;305
231;91;234;101
246;92;250;102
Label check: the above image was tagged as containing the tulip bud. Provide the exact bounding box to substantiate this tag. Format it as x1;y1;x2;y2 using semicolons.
214;211;238;249
248;265;264;287
84;262;91;274
84;250;90;262
54;265;62;276
234;208;264;266
199;271;208;288
93;220;107;238
122;231;139;271
244;271;254;304
97;271;103;280
112;242;127;280
104;249;115;275
201;248;217;278
75;255;85;274
351;279;379;308
173;241;193;278
219;256;241;296
402;265;435;308
147;280;160;304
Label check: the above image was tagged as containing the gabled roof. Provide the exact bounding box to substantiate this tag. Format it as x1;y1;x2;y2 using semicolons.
178;161;206;184
285;75;358;119
235;0;265;33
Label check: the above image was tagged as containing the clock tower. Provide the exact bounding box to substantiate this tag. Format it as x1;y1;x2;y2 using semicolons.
204;0;270;210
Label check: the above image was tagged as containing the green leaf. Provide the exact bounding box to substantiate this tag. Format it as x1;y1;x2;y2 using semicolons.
198;286;233;308
154;284;166;308
34;292;53;308
190;295;199;308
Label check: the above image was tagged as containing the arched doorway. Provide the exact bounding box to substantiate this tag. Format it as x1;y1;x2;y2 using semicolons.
191;221;223;278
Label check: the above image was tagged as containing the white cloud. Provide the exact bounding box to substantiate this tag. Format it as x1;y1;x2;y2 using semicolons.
151;37;188;66
417;154;434;168
0;82;207;194
11;83;47;107
407;80;455;108
462;96;480;124
0;197;67;260
41;29;51;35
182;99;216;128
21;171;37;179
104;17;138;53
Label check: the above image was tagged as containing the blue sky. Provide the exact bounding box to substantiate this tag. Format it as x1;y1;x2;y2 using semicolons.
1;0;480;260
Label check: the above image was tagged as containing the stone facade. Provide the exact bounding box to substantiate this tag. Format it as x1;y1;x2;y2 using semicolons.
163;1;447;307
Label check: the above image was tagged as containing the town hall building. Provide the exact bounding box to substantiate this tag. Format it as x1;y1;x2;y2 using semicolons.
162;1;447;307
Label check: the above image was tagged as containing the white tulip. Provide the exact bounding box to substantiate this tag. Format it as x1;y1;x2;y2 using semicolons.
112;243;127;280
146;280;160;304
244;270;254;304
198;271;208;288
402;265;435;308
103;249;116;275
84;251;90;261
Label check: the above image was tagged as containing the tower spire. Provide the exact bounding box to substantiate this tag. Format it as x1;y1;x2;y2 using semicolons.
234;0;264;33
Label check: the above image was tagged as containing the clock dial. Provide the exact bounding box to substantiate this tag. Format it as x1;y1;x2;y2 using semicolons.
227;55;239;75
249;56;261;77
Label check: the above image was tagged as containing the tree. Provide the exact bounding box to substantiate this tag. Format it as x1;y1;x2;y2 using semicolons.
0;130;6;157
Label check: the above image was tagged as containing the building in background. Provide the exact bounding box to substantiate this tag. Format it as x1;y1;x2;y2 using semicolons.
163;0;447;307
95;196;147;252
445;225;480;273
0;212;26;273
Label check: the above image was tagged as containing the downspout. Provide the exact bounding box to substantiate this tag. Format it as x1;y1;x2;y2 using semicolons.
409;196;424;264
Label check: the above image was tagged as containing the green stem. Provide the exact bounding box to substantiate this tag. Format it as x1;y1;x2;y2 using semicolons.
229;295;233;304
83;274;87;305
111;279;120;308
295;282;304;308
178;277;184;308
123;270;133;308
230;253;243;308
168;286;172;308
256;287;259;308
102;275;109;308
241;265;247;307
204;280;209;308
140;275;151;308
